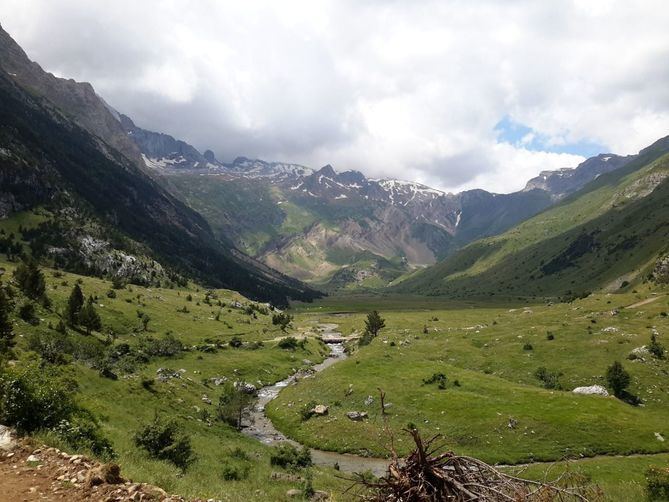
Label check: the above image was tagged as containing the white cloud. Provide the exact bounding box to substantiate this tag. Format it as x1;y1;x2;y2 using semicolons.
1;0;668;193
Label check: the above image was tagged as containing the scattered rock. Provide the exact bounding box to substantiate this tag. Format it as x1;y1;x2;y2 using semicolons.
363;396;374;407
202;395;212;405
655;432;665;442
311;404;329;416
235;381;257;394
26;454;40;463
572;385;609;397
86;463;124;486
346;411;368;421
507;418;518;429
271;471;303;482
287;488;303;497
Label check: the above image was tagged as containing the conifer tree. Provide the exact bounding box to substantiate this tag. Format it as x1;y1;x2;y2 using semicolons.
66;284;84;325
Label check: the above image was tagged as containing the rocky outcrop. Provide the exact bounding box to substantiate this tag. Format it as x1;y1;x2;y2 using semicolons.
572;385;609;397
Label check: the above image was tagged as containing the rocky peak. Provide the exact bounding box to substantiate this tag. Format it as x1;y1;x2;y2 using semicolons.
316;164;337;178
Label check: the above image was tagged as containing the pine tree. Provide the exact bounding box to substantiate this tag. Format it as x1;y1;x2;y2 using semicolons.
0;288;15;355
79;298;102;335
13;258;47;303
66;284;84;325
364;310;386;337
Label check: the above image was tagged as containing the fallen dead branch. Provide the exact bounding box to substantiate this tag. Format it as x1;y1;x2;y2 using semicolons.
347;390;602;501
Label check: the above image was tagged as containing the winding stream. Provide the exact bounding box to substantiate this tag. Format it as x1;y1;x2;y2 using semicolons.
241;324;391;476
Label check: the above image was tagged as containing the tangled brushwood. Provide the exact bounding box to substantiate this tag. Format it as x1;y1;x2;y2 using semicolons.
350;391;601;501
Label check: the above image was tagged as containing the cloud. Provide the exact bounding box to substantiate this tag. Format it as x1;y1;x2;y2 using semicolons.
1;0;668;193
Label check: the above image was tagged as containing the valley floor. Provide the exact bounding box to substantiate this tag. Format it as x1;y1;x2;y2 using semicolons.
1;247;668;500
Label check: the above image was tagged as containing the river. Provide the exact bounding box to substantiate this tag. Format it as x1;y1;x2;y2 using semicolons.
240;324;391;476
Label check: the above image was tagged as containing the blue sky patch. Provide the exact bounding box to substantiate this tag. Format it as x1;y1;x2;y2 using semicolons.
494;115;607;158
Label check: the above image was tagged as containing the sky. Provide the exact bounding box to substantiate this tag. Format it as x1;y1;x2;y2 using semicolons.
1;0;668;193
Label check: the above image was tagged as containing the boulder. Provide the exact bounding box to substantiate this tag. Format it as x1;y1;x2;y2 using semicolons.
287;489;303;498
311;405;329;416
346;411;368;421
0;425;16;451
572;385;609;397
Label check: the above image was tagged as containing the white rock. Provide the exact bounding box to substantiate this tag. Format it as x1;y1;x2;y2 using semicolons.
572;385;609;397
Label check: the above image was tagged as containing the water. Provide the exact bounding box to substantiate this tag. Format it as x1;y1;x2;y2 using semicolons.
241;325;391;476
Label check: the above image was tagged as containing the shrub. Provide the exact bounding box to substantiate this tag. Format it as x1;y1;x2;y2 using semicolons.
0;363;77;433
646;466;669;500
27;331;71;365
106;289;117;299
423;373;448;389
218;382;254;430
269;444;312;470
534;367;562;389
606;361;631;398
648;333;665;359
221;463;249;481
0;288;14;355
522;343;533;351
359;331;375;346
51;413;115;460
229;447;250;461
272;312;293;331
546;332;555;340
278;336;300;350
133;416;194;470
138;333;183;358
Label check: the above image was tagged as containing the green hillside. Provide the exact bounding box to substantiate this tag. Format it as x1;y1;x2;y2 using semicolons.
395;137;669;299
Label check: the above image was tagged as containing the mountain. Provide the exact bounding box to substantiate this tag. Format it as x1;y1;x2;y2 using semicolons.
524;153;634;198
394;136;669;299
119;114;217;170
0;23;142;166
164;162;558;290
0;26;319;306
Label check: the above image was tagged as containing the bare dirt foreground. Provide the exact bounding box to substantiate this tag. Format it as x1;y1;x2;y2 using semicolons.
0;432;211;502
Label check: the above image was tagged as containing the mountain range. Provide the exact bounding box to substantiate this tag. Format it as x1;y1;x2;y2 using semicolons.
123;112;638;290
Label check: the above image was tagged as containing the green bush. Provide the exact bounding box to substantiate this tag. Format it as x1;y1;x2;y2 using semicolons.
51;413;115;460
27;331;72;365
278;336;301;350
269;444;312;470
646;466;669;500
272;312;293;331
423;373;447;389
534;367;562;389
0;363;77;433
137;333;183;357
221;462;249;481
133;416;195;470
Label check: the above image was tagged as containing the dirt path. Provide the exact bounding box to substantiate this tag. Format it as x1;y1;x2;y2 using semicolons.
0;437;198;501
626;296;663;309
